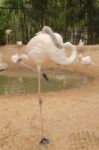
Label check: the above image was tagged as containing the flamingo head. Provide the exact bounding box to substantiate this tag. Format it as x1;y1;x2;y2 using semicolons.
42;26;52;34
35;26;52;36
11;54;20;63
11;54;28;64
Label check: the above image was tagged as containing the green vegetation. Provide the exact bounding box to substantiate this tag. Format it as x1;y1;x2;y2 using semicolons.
0;0;99;45
0;9;6;44
0;75;83;94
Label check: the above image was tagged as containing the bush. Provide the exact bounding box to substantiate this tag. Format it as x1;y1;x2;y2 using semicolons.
0;9;6;45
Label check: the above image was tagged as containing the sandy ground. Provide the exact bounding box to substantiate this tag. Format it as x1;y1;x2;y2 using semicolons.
0;44;99;150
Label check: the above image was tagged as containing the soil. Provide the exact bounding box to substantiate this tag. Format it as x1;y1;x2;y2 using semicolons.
0;44;99;150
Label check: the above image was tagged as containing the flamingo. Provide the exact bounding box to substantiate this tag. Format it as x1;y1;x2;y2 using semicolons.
0;52;8;71
78;39;84;52
16;41;23;51
78;39;84;47
78;53;94;81
11;26;77;144
5;29;12;44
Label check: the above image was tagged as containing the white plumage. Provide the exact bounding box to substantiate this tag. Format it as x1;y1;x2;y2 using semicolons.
78;53;94;82
11;53;28;63
78;39;84;47
78;53;94;66
5;29;12;35
16;41;23;46
25;28;77;65
11;26;77;143
11;54;20;63
12;32;77;65
16;41;23;51
5;29;12;44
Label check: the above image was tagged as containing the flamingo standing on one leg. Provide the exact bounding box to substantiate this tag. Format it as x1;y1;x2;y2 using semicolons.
78;53;94;81
11;26;77;144
78;39;84;52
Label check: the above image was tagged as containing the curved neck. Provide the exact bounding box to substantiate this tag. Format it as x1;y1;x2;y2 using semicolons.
42;26;63;48
42;26;77;64
50;42;77;65
62;42;77;64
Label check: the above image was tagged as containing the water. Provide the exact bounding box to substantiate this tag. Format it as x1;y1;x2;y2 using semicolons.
0;74;83;95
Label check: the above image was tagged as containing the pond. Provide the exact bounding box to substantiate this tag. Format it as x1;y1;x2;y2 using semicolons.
0;72;84;95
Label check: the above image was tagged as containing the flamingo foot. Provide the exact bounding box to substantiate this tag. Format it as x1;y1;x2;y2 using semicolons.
38;96;42;105
39;138;49;145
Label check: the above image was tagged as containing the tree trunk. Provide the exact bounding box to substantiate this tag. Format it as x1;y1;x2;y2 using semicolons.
64;0;67;41
21;0;29;43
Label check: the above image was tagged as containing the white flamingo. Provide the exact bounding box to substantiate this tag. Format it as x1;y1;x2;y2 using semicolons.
5;29;12;44
11;26;77;144
16;41;23;51
78;53;94;81
78;39;84;52
0;52;8;71
78;39;84;47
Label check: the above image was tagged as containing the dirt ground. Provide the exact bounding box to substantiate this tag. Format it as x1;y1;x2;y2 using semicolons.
0;44;99;150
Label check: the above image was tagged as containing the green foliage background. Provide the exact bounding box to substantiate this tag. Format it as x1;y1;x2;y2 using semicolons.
0;0;99;45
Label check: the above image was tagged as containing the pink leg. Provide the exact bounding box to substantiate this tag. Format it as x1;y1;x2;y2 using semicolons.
83;65;88;82
37;65;49;144
37;65;44;139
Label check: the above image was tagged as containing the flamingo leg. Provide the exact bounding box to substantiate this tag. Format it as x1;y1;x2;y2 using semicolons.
37;65;44;139
86;66;88;81
83;65;88;82
37;65;49;144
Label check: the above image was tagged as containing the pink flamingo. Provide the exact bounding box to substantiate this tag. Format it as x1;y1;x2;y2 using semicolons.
11;26;77;144
5;29;12;44
78;53;94;81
